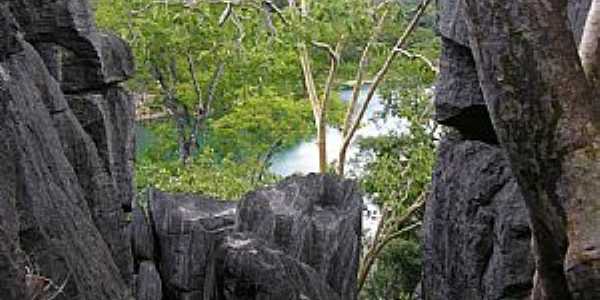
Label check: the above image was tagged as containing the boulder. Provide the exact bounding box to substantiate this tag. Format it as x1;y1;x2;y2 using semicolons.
142;174;363;300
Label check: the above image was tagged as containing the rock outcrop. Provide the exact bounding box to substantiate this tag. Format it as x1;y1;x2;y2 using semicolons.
132;174;362;300
423;0;593;299
0;2;362;300
0;0;135;299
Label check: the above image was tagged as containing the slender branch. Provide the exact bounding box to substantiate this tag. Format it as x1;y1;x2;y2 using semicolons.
186;53;204;109
218;3;233;25
357;188;428;293
205;61;226;115
320;40;343;117
342;9;390;138
298;43;321;120
396;48;438;73
255;138;283;183
357;221;423;292
311;41;339;61
337;0;433;176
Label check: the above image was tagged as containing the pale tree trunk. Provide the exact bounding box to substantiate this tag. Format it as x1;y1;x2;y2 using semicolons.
462;0;600;299
316;116;327;173
298;43;326;173
297;14;341;174
580;0;600;87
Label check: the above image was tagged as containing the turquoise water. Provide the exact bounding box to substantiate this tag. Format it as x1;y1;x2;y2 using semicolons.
269;85;406;177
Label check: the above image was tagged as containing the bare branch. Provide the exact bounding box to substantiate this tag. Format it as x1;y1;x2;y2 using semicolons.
186;52;204;109
298;43;321;119
46;273;70;300
205;61;226;114
218;3;233;25
311;41;339;61
357;185;428;292
342;9;389;139
396;48;438;73
337;0;433;176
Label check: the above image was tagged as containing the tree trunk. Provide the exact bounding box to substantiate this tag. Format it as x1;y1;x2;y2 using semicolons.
316;116;327;173
580;0;600;88
462;0;600;298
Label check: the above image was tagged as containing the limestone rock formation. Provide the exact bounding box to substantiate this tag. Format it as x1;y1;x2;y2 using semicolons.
0;1;359;299
423;135;534;299
0;0;135;299
132;174;362;300
210;233;342;300
423;0;593;299
236;175;362;300
148;190;237;299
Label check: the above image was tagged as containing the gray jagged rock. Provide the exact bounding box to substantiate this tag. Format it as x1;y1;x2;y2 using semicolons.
10;0;134;92
136;261;163;300
436;0;469;47
0;0;137;298
434;38;495;143
208;233;342;300
131;208;156;264
0;38;131;299
148;190;237;299
423;136;534;300
425;0;593;298
140;174;362;300
236;174;362;300
67;85;136;211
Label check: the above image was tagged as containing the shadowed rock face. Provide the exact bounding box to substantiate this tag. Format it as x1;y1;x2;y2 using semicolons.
423;0;592;299
0;0;135;299
132;174;362;300
149;190;237;299
211;233;342;300
424;135;534;300
236;175;362;300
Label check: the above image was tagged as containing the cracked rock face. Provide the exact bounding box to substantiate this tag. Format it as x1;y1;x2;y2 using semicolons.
0;0;135;299
423;0;592;299
0;1;363;299
423;136;534;300
133;174;362;300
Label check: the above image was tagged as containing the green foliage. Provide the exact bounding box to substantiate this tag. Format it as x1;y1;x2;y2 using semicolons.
209;93;345;159
136;148;275;200
356;5;439;296
362;239;422;300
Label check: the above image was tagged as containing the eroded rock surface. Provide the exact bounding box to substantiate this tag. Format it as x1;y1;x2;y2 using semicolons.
423;135;534;300
209;233;342;300
0;1;135;299
424;0;593;299
133;174;362;300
